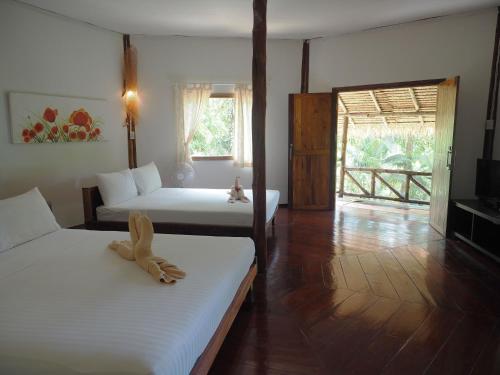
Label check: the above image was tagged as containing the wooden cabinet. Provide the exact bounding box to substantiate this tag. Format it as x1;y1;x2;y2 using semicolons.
451;199;500;263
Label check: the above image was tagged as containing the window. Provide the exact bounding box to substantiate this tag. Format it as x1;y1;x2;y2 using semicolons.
176;83;252;166
190;94;235;160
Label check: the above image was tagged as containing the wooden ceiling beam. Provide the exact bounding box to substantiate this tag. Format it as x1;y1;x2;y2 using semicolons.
338;96;356;125
407;87;425;126
408;88;420;110
368;90;382;112
346;110;435;118
338;96;347;113
368;90;388;126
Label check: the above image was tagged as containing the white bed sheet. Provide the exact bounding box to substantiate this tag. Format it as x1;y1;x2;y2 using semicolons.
96;188;280;227
0;229;254;375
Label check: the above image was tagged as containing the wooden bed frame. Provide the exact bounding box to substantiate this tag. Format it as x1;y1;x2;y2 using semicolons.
191;261;257;374
81;186;262;372
82;186;277;238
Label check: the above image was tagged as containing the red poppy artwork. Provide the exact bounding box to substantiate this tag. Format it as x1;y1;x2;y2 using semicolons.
9;92;106;144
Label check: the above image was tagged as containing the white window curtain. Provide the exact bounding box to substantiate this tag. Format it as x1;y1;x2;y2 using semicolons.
233;84;253;167
175;83;212;164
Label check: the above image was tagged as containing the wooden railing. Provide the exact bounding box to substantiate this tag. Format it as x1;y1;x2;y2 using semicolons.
338;167;432;205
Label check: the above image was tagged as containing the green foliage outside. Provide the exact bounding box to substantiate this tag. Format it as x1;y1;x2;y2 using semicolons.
190;98;235;156
337;132;434;203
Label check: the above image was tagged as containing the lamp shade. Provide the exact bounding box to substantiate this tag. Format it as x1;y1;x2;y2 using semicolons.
124;46;137;93
123;45;138;122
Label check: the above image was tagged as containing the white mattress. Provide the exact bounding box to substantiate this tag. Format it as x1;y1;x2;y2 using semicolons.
0;229;254;375
96;188;280;227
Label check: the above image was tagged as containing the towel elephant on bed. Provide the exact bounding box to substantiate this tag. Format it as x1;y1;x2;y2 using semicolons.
108;212;186;284
228;176;249;203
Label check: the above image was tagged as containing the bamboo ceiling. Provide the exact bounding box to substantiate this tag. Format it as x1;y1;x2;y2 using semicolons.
338;85;437;138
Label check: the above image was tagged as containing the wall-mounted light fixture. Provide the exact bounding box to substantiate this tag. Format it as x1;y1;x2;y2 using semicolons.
123;88;138;121
123;40;138;122
123;34;138;168
125;90;137;100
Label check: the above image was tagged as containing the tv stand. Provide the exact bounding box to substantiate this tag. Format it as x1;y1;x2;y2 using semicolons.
480;197;500;211
451;200;500;263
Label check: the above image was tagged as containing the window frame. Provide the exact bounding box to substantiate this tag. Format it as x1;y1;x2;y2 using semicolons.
191;92;235;161
191;155;233;161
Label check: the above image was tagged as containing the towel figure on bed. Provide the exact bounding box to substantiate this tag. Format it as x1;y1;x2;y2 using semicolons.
108;212;186;284
228;176;249;203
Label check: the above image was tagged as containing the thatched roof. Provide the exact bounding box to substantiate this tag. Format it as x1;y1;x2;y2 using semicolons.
337;85;437;138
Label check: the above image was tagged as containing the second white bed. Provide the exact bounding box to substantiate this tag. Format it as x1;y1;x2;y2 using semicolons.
96;187;280;227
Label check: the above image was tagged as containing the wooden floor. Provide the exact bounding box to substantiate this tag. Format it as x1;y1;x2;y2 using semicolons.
210;205;500;375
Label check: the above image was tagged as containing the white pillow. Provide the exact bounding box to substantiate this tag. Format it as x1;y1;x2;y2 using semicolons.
0;187;61;253
96;169;138;206
131;162;162;195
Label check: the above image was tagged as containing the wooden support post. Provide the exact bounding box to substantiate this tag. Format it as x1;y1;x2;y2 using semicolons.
405;135;413;170
484;6;500;159
123;34;137;169
371;170;376;196
405;174;411;201
300;39;310;93
252;0;267;273
338;116;348;197
126;115;137;169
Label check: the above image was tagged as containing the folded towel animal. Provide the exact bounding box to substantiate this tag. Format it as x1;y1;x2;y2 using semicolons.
228;176;249;203
108;212;186;283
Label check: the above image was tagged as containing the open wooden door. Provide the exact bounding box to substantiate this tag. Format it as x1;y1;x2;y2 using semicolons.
429;77;459;236
288;93;336;209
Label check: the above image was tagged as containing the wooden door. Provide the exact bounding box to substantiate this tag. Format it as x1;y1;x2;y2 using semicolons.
429;77;459;236
288;93;335;209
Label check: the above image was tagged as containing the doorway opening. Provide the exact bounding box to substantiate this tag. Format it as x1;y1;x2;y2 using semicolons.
336;85;437;212
288;78;458;236
333;78;458;236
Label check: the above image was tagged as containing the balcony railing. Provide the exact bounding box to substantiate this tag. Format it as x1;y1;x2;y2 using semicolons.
338;167;432;205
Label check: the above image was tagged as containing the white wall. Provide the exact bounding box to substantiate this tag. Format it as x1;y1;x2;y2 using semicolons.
310;9;497;199
133;35;301;202
0;0;127;227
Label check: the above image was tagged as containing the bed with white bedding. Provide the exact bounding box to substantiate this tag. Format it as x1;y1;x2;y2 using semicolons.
84;187;280;236
97;188;279;226
0;229;255;375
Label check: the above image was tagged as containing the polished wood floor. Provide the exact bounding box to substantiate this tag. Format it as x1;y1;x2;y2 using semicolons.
210;204;500;375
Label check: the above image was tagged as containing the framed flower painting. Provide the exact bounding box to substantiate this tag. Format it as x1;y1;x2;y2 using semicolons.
9;92;107;144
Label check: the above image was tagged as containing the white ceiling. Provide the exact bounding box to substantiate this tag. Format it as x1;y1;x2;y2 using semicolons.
17;0;500;39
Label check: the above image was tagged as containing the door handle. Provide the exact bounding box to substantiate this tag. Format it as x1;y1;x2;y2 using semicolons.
289;143;293;160
446;146;453;171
